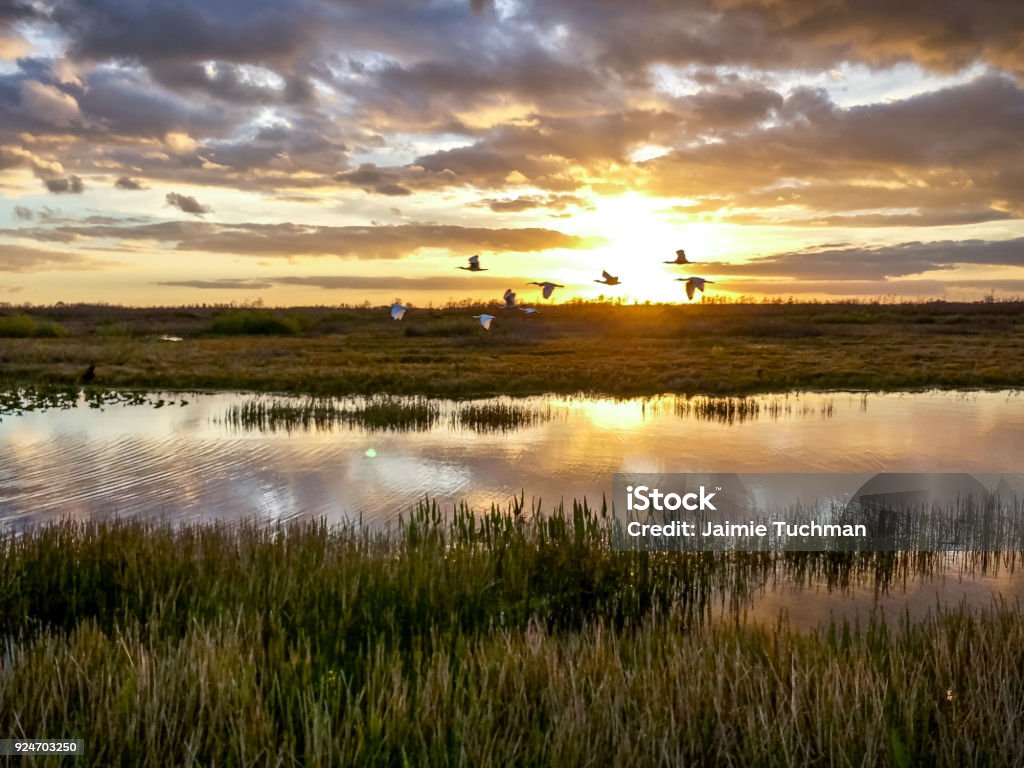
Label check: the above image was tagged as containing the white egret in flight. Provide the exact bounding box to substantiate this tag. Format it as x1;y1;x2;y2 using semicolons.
458;254;487;271
473;314;496;330
527;281;564;299
390;304;408;320
664;249;691;265
675;277;714;300
520;307;539;315
503;288;516;308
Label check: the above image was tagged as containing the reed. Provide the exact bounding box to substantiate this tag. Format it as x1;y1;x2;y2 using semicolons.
0;503;1022;765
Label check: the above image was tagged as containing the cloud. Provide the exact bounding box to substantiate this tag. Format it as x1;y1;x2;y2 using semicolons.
18;219;598;259
707;237;1024;281
19;80;80;126
476;194;592;213
335;164;412;196
2;0;1023;305
43;175;85;194
157;278;275;290
166;192;211;216
13;206;34;221
721;210;1018;228
114;176;144;190
0;244;102;272
158;274;519;290
644;75;1024;224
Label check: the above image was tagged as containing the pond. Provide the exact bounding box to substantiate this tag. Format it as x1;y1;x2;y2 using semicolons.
2;388;1023;626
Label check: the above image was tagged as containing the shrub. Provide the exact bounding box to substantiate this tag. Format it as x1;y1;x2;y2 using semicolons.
0;313;66;338
209;310;303;336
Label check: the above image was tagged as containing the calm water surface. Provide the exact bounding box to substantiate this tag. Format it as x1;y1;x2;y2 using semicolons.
2;389;1023;626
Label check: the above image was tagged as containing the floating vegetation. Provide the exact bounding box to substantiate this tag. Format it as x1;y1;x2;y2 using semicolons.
0;387;184;419
219;395;556;434
0;386;80;416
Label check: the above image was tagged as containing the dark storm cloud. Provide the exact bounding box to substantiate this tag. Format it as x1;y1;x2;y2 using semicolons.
707;237;1024;281
165;192;211;216
43;175;84;194
114;176;144;190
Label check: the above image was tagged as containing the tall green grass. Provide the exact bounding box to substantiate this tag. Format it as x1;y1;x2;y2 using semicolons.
1;503;1022;765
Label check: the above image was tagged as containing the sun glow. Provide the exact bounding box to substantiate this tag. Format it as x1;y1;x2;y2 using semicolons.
574;193;728;303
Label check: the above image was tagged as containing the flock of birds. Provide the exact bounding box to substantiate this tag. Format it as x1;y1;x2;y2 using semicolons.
391;249;716;329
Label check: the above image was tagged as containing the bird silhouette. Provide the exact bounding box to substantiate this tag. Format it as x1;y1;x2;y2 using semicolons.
519;307;540;315
664;249;691;265
473;314;496;330
594;270;620;285
458;255;487;271
80;364;95;384
527;281;564;299
675;276;714;300
390;304;408;320
502;288;516;308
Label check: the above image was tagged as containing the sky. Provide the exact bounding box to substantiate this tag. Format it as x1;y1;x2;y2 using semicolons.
1;0;1023;307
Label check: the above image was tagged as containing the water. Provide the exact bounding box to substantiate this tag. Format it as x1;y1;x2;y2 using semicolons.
2;389;1023;625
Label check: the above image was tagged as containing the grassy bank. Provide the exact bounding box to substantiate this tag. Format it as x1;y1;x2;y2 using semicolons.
1;301;1023;396
1;502;1023;766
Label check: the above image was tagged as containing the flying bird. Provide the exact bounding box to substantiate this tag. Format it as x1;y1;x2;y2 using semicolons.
390;304;409;320
594;270;620;285
664;249;691;265
675;277;714;300
458;254;487;272
520;307;540;315
503;288;516;308
473;314;496;330
527;281;564;299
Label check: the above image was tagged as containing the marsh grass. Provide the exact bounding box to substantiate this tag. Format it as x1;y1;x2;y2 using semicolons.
453;400;554;432
3;302;1023;396
220;395;555;433
1;503;1023;765
671;394;836;424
